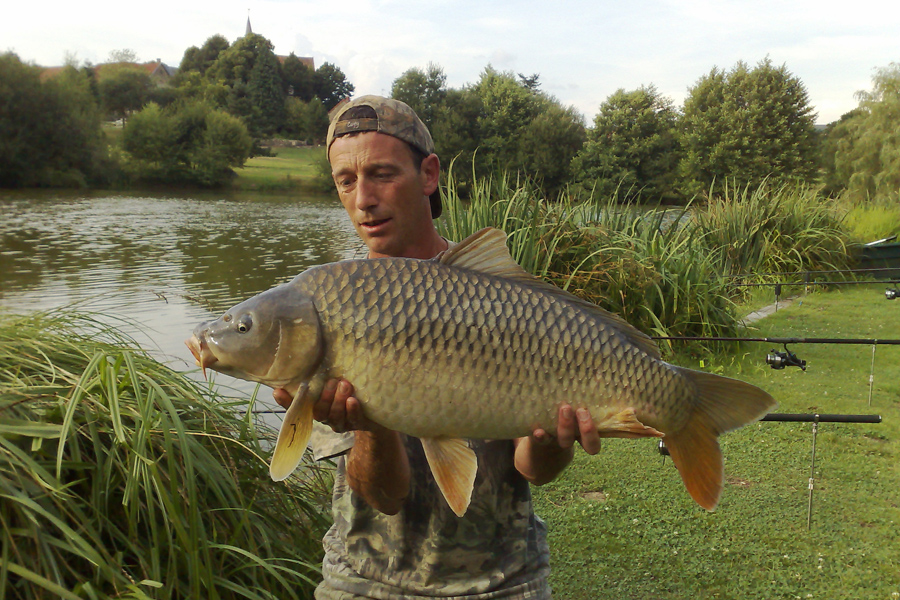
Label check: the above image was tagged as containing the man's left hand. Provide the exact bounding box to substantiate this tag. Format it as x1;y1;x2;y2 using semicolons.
530;404;602;455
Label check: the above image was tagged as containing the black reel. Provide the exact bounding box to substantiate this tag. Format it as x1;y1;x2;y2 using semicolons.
766;343;806;371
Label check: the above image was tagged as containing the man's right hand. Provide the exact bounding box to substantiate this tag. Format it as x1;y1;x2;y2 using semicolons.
274;379;410;514
273;379;384;434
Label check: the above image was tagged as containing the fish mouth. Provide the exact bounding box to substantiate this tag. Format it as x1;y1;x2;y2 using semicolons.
185;334;218;380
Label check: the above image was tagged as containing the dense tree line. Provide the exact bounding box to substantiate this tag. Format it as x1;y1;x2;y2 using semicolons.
3;39;899;200
0;54;107;187
172;33;353;139
0;32;354;188
392;58;830;202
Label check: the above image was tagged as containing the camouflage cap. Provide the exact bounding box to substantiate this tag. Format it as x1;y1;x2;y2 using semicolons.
327;95;441;218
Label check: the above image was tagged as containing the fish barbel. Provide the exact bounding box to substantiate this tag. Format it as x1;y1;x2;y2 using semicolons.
187;228;775;516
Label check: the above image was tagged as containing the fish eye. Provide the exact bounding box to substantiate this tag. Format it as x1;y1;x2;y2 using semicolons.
237;315;252;333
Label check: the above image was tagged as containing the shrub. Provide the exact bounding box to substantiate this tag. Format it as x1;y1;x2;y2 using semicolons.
0;309;330;598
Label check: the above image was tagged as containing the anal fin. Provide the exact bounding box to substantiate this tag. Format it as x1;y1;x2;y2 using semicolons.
270;384;313;481
421;438;477;517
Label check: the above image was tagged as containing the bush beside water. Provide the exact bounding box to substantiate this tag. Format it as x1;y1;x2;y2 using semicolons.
0;310;330;599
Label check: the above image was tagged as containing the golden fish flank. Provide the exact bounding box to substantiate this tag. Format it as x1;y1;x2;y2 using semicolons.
187;228;776;517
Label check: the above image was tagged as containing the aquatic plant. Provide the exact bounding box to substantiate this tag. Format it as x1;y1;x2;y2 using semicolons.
0;309;330;599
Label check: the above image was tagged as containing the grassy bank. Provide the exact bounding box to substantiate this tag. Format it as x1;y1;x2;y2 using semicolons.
0;310;331;599
232;146;333;193
536;284;900;599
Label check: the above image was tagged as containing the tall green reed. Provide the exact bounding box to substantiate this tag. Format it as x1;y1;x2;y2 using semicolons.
439;165;741;351
698;180;853;279
0;309;330;599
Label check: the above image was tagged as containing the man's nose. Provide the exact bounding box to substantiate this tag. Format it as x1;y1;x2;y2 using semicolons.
355;177;378;210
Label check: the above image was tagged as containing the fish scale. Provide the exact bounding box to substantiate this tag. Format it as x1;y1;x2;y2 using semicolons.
295;257;690;441
188;227;776;515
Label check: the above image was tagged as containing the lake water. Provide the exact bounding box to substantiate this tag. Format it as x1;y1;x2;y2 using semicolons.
0;189;361;415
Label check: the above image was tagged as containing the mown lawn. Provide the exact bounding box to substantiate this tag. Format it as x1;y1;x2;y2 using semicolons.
232;146;331;192
536;284;900;599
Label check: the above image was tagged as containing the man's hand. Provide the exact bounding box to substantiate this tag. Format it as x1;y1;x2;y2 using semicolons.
273;379;383;434
514;404;602;486
532;404;602;455
274;379;409;514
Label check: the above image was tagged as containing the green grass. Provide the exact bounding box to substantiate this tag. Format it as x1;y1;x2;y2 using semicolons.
232;146;333;193
840;197;900;244
0;309;331;599
535;285;900;599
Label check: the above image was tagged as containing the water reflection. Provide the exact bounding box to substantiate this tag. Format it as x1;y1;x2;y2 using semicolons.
0;191;361;416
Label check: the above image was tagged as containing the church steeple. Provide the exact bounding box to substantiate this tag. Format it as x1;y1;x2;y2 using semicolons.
245;11;252;35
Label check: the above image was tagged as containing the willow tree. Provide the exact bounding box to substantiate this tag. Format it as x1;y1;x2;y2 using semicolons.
827;63;900;201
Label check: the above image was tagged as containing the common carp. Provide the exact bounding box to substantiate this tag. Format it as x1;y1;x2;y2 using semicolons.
187;228;775;516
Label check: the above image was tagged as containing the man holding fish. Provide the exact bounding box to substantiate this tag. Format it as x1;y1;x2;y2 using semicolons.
188;94;773;598
274;96;603;599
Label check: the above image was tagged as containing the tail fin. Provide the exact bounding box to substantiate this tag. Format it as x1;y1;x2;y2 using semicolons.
664;368;776;511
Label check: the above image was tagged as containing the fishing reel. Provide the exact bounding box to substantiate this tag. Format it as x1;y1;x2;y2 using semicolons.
766;344;806;371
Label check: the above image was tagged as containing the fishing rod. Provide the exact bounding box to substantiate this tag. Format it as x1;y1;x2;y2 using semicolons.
657;412;882;529
725;266;900;279
651;336;900;345
652;335;900;405
728;279;900;288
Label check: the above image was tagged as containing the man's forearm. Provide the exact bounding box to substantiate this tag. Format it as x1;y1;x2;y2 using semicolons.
347;428;411;515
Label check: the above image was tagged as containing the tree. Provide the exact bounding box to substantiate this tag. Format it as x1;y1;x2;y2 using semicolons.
314;62;354;110
281;54;315;101
97;63;154;122
247;48;286;135
430;87;483;177
517;73;541;92
0;53;105;187
178;35;230;78
818;109;866;197
826;63;900;201
204;33;285;134
431;66;585;198
517;100;585;197
108;48;139;63
679;58;819;196
304;97;330;143
124;101;251;186
572;85;681;201
471;66;542;174
391;63;447;130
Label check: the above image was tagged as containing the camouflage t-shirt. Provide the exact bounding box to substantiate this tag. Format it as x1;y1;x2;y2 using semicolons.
310;422;552;599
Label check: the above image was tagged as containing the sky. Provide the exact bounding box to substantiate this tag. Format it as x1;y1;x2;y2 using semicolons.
5;0;900;125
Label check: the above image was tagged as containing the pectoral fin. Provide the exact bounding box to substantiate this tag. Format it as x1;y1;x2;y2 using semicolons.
420;438;477;517
270;384;313;481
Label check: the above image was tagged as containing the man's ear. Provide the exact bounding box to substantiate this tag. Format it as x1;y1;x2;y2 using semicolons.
421;153;440;195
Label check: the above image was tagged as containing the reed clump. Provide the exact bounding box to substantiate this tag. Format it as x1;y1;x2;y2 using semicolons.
439;167;856;353
0;309;330;599
697;180;853;279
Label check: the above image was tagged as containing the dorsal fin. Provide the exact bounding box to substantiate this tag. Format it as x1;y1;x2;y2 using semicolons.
440;227;662;359
439;227;537;282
